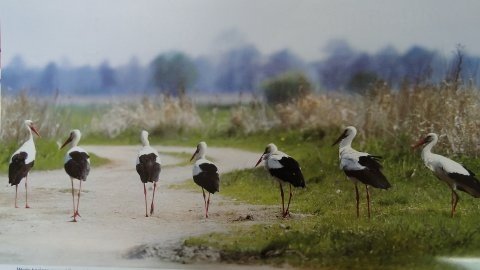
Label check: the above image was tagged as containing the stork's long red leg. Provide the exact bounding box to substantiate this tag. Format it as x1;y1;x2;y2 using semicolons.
355;184;360;218
75;180;82;218
284;184;293;217
450;189;454;217
150;182;157;216
279;182;285;217
71;178;77;222
25;175;30;208
451;190;459;217
454;191;459;216
144;183;148;217
15;185;19;208
206;193;211;218
365;185;371;219
202;188;207;217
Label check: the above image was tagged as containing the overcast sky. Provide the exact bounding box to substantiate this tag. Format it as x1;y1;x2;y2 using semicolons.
1;0;479;67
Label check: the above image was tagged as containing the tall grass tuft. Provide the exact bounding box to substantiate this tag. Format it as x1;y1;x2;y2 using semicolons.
91;95;202;138
229;99;278;135
1;91;68;142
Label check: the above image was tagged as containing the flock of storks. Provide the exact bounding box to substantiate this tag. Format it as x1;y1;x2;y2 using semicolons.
8;120;480;222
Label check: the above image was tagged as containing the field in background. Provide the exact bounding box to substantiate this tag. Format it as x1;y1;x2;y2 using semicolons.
6;82;479;155
2;83;480;269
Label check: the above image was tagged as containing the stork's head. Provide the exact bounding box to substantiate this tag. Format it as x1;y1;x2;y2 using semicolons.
332;126;357;147
411;133;438;149
24;120;40;137
61;129;81;149
255;143;278;167
190;141;207;161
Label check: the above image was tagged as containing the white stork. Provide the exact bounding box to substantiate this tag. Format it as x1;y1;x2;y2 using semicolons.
9;120;40;208
333;126;391;218
135;130;161;217
255;143;305;218
412;133;480;217
190;142;219;218
60;129;90;222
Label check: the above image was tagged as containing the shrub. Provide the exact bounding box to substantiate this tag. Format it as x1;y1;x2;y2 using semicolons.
262;73;312;104
346;71;379;94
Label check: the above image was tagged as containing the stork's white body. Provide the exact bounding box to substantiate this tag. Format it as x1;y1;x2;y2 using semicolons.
421;149;470;189
339;147;369;173
61;129;90;222
8;120;40;208
256;143;305;218
65;146;90;166
136;145;161;165
264;151;289;170
136;131;161;166
136;130;161;217
192;158;215;177
333;126;390;218
191;142;220;218
414;132;480;217
11;136;36;164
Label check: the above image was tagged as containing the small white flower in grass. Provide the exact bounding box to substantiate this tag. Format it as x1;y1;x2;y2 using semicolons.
336;189;341;194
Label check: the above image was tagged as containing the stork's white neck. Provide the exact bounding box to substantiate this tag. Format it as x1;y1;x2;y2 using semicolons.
25;123;33;140
71;138;79;147
421;137;437;160
339;132;356;151
263;143;278;160
71;131;81;147
141;133;150;147
195;143;207;161
196;149;206;160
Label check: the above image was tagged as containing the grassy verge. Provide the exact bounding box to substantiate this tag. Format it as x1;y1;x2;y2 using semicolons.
180;129;480;269
0;140;109;173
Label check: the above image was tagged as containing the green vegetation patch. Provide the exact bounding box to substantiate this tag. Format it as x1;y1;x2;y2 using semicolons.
183;129;480;269
0;140;109;173
185;217;466;269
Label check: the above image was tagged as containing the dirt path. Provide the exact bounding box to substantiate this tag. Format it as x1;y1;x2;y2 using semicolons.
0;145;277;269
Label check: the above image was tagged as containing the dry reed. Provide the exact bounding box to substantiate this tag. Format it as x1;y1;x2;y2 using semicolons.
1;91;66;142
91;95;202;138
250;82;480;156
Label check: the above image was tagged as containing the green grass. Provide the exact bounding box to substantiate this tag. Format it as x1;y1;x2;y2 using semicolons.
55;104;109;131
0;140;109;173
181;129;480;269
159;150;193;168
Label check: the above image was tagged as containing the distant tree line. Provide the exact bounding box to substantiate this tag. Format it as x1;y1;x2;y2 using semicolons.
2;40;479;96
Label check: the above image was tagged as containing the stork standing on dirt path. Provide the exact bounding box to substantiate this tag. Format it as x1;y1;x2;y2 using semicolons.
333;126;391;218
9;120;40;208
190;142;219;218
61;129;90;222
136;130;161;217
412;133;480;217
255;143;305;218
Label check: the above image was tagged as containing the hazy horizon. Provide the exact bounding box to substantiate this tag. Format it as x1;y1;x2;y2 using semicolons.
1;0;479;67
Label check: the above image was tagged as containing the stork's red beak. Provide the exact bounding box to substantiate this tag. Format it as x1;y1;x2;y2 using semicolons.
60;134;74;149
332;130;348;146
411;138;426;149
190;149;199;162
30;125;41;137
254;155;264;167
